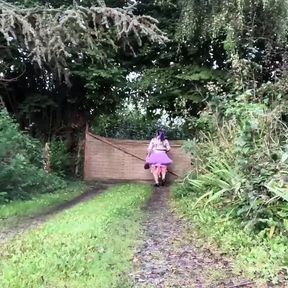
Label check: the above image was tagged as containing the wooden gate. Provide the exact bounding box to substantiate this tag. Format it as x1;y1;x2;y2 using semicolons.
84;129;191;182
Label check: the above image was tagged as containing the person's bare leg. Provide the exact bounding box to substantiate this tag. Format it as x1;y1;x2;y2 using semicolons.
153;171;159;184
161;166;167;185
152;166;160;186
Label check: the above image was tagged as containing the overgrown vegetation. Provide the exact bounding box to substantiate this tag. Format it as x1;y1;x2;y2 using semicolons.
0;184;151;288
91;108;190;140
174;95;288;282
0;110;66;202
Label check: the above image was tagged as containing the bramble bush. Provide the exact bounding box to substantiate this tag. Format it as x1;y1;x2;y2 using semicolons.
0;110;66;202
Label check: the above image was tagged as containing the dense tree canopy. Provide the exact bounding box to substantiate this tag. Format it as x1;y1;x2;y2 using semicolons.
0;0;167;81
2;0;288;140
0;0;168;139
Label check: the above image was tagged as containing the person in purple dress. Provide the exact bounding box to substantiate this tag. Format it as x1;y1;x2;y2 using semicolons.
146;129;173;187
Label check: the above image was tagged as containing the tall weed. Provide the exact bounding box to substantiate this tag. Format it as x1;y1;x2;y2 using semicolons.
181;99;288;235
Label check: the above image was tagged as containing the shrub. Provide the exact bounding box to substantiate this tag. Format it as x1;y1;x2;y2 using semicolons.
0;110;66;202
91;109;191;140
50;139;74;177
181;98;288;236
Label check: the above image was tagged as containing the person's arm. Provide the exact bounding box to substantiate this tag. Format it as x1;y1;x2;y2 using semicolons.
164;139;171;152
147;139;154;156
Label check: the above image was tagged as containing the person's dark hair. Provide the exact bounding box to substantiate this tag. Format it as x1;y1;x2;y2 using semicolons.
157;129;165;142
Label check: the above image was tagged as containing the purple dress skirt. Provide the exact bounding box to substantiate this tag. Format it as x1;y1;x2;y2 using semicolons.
146;151;173;166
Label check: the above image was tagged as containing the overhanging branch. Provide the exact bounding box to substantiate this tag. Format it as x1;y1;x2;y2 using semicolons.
0;1;168;82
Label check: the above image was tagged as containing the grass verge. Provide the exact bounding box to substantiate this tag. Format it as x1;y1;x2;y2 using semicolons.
172;185;288;286
0;182;88;227
0;183;151;288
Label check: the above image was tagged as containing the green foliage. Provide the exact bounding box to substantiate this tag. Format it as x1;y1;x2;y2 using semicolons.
0;182;87;226
73;60;127;118
177;0;288;43
0;184;151;288
179;95;288;241
129;65;225;118
0;110;66;202
50;139;73;177
0;110;41;165
91;108;191;140
0;1;167;81
174;193;288;283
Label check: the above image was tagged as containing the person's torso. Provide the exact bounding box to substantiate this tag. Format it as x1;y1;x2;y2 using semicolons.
152;138;168;152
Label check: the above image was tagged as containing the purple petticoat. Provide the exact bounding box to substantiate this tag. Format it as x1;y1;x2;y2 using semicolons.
146;152;172;166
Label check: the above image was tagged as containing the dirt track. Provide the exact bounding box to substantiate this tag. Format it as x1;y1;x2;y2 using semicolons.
0;184;278;287
132;187;255;288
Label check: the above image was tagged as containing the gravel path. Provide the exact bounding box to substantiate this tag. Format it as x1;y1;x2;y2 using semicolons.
0;184;109;245
132;187;256;288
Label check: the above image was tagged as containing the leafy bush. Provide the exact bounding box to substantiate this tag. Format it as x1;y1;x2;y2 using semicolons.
91;109;191;140
50;139;73;177
0;110;66;202
180;98;288;236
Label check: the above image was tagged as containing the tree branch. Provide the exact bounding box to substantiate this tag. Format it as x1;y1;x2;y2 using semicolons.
0;65;26;83
0;1;168;82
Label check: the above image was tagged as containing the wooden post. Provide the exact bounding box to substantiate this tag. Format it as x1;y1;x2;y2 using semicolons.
75;138;84;176
83;124;89;180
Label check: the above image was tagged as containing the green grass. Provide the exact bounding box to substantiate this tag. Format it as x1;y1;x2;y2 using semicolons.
172;185;288;285
0;183;151;288
0;182;88;226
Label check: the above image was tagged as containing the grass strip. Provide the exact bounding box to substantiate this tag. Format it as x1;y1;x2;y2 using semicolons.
0;182;87;226
0;183;151;288
172;189;288;285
